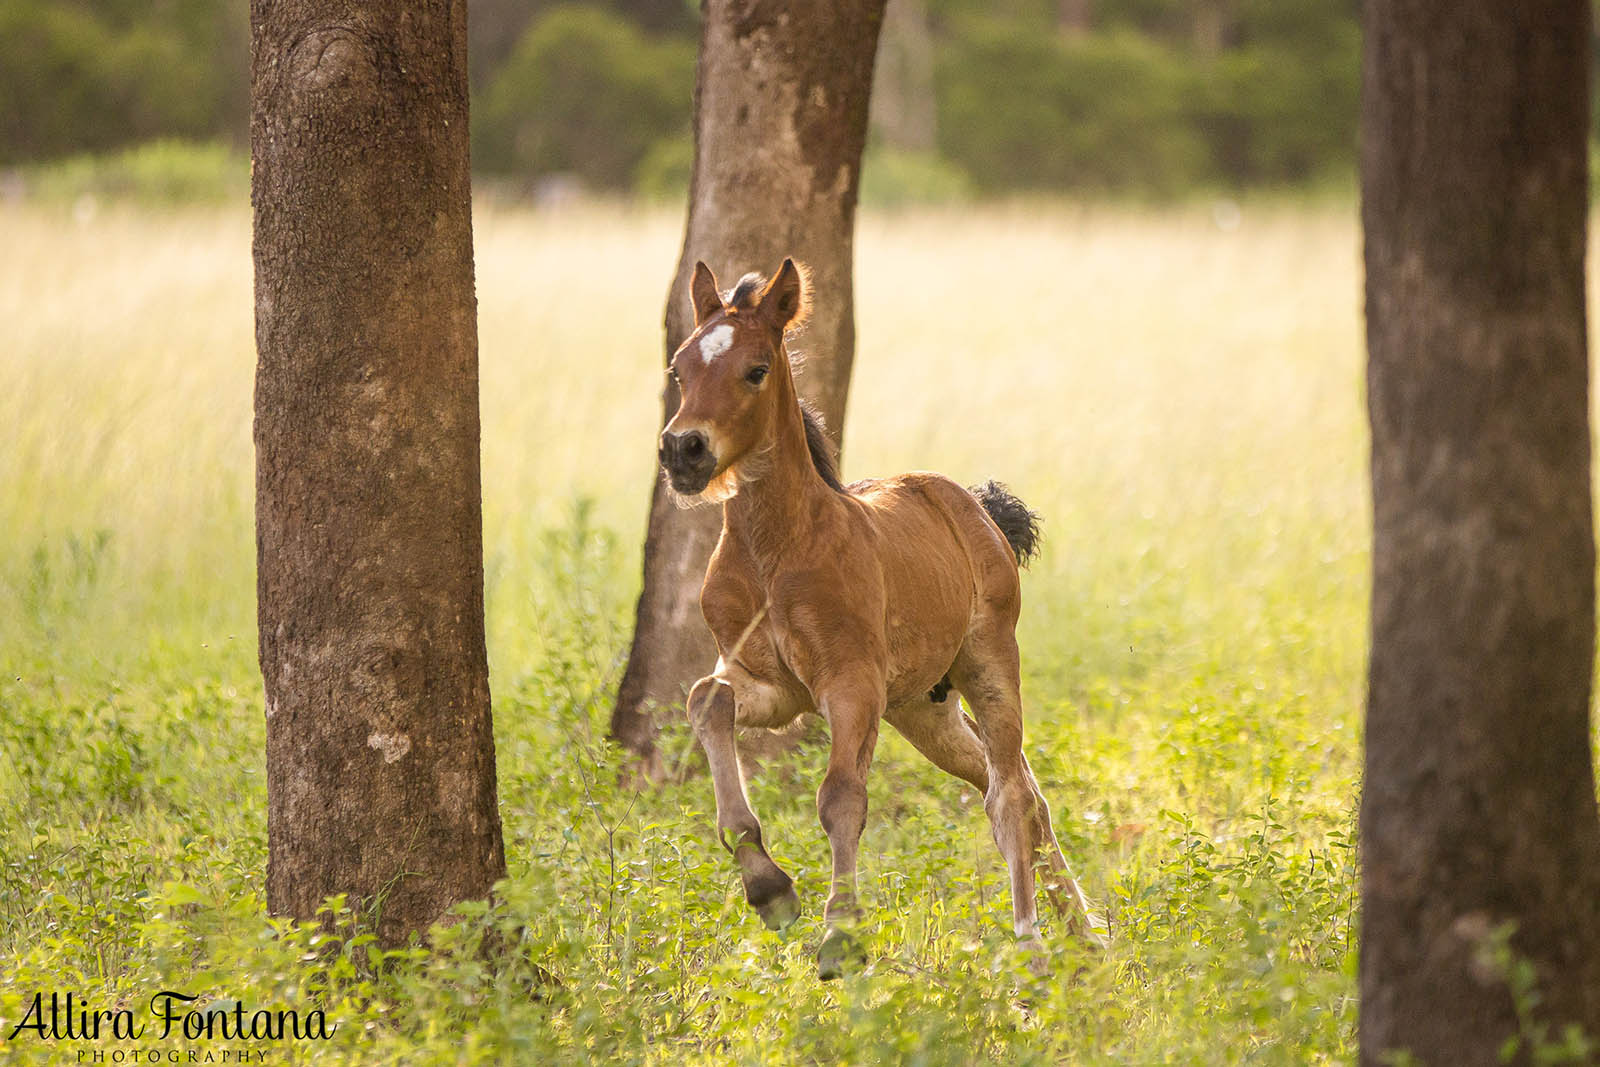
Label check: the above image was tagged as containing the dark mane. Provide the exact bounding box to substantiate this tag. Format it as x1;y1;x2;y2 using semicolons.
727;272;765;310
799;400;844;492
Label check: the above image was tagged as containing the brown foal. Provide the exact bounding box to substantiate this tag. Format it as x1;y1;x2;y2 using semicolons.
659;258;1105;978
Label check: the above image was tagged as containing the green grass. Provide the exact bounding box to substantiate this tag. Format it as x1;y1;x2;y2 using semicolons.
0;198;1367;1063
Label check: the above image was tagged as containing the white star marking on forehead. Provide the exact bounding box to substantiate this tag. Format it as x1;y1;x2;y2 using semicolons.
698;324;734;365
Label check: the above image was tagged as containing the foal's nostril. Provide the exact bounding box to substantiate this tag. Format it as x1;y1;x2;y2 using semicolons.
661;430;713;474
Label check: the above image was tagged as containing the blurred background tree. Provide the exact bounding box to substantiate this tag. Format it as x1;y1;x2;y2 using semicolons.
1;0;247;164
473;6;694;189
2;0;1370;197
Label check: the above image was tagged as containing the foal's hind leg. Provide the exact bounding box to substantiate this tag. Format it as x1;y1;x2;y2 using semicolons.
950;625;1105;953
687;676;800;929
1013;747;1105;946
885;697;989;794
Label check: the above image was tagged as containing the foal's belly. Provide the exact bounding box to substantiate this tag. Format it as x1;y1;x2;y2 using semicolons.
879;562;973;706
883;624;966;707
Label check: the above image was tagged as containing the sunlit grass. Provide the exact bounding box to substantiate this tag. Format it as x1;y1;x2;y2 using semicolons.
1;197;1371;1063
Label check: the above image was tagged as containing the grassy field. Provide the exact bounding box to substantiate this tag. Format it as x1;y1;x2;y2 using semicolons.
0;198;1368;1063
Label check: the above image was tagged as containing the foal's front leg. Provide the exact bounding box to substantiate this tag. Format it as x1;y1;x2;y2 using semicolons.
687;675;800;929
813;671;884;979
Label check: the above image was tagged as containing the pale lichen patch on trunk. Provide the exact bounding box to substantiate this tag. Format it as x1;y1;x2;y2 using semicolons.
367;732;412;763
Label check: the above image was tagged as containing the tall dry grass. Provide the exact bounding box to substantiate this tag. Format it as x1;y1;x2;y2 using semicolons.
0;199;1367;693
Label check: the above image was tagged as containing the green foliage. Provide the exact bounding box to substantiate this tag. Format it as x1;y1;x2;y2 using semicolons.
859;148;975;209
475;6;695;191
0;3;124;162
0;483;1371;1060
938;24;1212;196
631;134;694;201
0;561;1366;1062
0;0;245;165
934;10;1359;196
22;140;247;206
1196;32;1361;185
0;0;1368;199
470;0;700;91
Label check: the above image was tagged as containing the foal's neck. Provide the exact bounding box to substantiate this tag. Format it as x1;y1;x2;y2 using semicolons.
723;371;836;570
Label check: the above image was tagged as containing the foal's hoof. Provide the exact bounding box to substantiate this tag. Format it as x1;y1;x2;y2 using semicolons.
817;927;866;981
749;874;801;931
757;886;801;931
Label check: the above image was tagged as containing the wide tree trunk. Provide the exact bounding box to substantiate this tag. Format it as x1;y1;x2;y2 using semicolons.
252;0;506;944
610;0;888;767
1361;0;1600;1060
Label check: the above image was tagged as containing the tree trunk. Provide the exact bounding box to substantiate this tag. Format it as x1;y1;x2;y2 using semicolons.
1056;0;1092;37
870;0;937;153
610;0;888;768
1361;0;1600;1060
252;0;506;944
1191;0;1230;58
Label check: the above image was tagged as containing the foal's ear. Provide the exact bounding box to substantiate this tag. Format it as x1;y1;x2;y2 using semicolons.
756;258;809;332
690;261;724;324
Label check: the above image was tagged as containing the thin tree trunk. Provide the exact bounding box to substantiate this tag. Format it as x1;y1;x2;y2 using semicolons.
870;0;937;153
1191;0;1230;58
1361;0;1600;1060
1057;0;1092;37
252;0;506;944
610;0;888;769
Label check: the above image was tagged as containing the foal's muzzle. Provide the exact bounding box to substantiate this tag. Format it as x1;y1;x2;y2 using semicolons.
660;429;717;493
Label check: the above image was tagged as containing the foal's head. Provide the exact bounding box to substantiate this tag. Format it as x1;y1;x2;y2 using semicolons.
659;259;808;499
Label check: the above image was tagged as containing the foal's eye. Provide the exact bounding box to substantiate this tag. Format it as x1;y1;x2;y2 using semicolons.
745;365;769;386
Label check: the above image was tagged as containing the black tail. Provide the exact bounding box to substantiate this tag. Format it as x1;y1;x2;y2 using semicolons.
971;480;1041;567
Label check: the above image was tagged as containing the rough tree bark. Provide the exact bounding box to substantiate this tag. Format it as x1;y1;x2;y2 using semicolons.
252;0;506;944
1361;0;1600;1060
610;0;888;767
